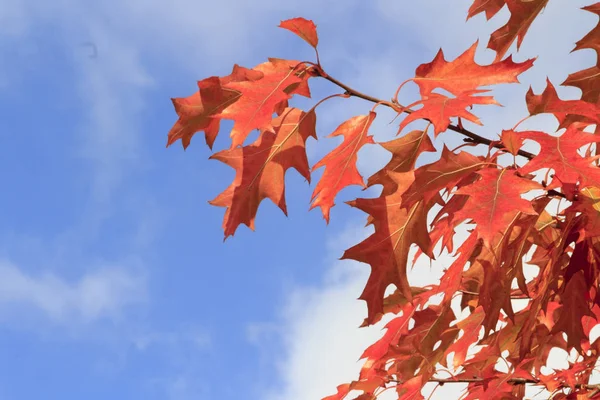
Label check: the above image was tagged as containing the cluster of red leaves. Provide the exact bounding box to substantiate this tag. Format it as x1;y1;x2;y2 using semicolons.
167;2;600;399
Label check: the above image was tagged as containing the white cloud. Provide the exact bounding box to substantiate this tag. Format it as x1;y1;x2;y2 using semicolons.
257;224;393;400
256;222;470;400
0;259;146;323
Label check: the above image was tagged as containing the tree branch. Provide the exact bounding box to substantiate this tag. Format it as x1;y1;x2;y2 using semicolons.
312;67;536;160
459;289;531;299
391;377;600;391
429;377;600;391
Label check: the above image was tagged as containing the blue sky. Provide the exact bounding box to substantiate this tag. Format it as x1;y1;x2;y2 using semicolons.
0;1;596;399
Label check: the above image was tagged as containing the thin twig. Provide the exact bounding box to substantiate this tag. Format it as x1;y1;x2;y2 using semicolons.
313;67;536;160
459;289;531;299
391;377;600;390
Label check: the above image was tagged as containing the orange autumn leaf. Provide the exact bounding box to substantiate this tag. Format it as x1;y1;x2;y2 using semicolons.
467;0;506;20
519;127;600;190
279;17;319;48
445;306;485;369
217;59;309;148
573;3;600;56
310;112;376;223
342;171;432;322
402;147;486;207
454;168;542;246
500;129;524;157
413;41;534;98
550;271;594;351
209;107;316;238
526;78;600;128
366;129;436;195
486;0;549;61
398;90;498;137
167;65;263;149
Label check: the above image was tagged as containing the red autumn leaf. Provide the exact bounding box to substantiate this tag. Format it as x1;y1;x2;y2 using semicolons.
360;303;416;362
573;3;600;56
310;112;376;223
563;65;600;108
359;287;428;327
551;271;594;350
258;58;313;98
500;129;524;157
398;90;498;137
467;0;506;20
322;384;350;400
413;41;534;98
413;305;458;360
343;171;432;322
526;78;600;127
366;129;436;195
396;376;424;400
519;127;600;190
445;306;485;369
486;0;549;61
167;77;226;150
573;187;600;237
217;59;307;148
167;65;263;149
539;360;593;393
436;231;480;301
561;2;600;130
402;147;486;207
279;17;319;48
209;108;316;238
453;168;542;246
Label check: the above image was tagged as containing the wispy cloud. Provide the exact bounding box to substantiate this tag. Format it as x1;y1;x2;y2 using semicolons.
0;259;146;323
254;218;469;400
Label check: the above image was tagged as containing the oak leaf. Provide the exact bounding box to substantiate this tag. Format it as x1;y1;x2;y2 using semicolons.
310;112;376;222
278;17;319;48
209;108;316;238
562;65;600;109
526;78;600;128
342;171;432;323
467;0;506;20
445;306;485;369
500;129;524;157
217;59;308;147
402;147;485;207
551;271;594;351
573;187;600;238
519;127;600;190
572;3;600;58
486;0;549;61
398;90;498;137
167;65;263;149
453;168;542;246
366;129;435;195
413;41;534;98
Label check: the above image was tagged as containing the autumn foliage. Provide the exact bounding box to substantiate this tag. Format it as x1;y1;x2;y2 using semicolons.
167;2;600;399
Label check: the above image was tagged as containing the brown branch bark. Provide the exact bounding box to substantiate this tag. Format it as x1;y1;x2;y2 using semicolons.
459;289;531;299
392;377;600;390
312;67;536;160
430;377;600;391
